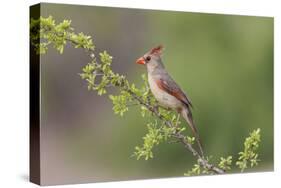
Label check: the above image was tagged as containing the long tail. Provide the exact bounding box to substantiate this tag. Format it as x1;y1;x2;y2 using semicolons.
181;106;204;157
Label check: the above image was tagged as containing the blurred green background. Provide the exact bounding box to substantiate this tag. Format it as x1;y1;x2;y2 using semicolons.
39;3;273;185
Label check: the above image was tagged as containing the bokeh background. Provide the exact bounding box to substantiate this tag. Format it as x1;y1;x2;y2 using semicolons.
39;3;273;185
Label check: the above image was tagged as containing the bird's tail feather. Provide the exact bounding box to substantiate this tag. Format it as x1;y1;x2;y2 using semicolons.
181;107;204;157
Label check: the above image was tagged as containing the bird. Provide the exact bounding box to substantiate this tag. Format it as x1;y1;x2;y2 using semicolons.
136;45;204;157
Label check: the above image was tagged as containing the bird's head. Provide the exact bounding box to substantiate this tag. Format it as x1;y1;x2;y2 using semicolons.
136;45;165;73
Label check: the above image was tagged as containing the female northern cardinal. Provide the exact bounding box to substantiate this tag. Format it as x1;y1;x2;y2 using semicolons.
136;45;204;156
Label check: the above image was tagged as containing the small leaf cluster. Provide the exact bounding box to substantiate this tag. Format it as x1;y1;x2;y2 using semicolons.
80;51;123;96
184;162;201;176
134;121;176;160
30;16;94;54
109;91;131;116
133;114;188;160
186;136;195;145
236;128;261;172
184;157;214;176
109;73;157;118
218;156;232;171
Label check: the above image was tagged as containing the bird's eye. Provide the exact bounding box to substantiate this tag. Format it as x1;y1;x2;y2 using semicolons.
146;56;151;61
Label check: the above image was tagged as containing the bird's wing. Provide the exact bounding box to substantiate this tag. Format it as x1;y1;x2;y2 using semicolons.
156;76;193;108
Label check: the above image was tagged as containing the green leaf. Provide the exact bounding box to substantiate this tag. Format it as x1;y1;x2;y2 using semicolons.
133;121;165;160
236;129;261;172
218;156;232;171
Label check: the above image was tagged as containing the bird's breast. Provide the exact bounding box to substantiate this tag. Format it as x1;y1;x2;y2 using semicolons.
148;74;182;109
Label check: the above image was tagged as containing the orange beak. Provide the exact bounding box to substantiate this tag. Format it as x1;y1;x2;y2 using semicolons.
136;57;146;65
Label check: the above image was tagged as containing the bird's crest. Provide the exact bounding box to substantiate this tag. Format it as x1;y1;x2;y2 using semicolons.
149;45;164;55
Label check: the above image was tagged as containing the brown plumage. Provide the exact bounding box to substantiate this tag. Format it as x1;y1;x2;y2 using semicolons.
136;45;204;156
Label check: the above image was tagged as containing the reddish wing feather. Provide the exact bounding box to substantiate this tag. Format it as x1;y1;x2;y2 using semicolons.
156;79;193;108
